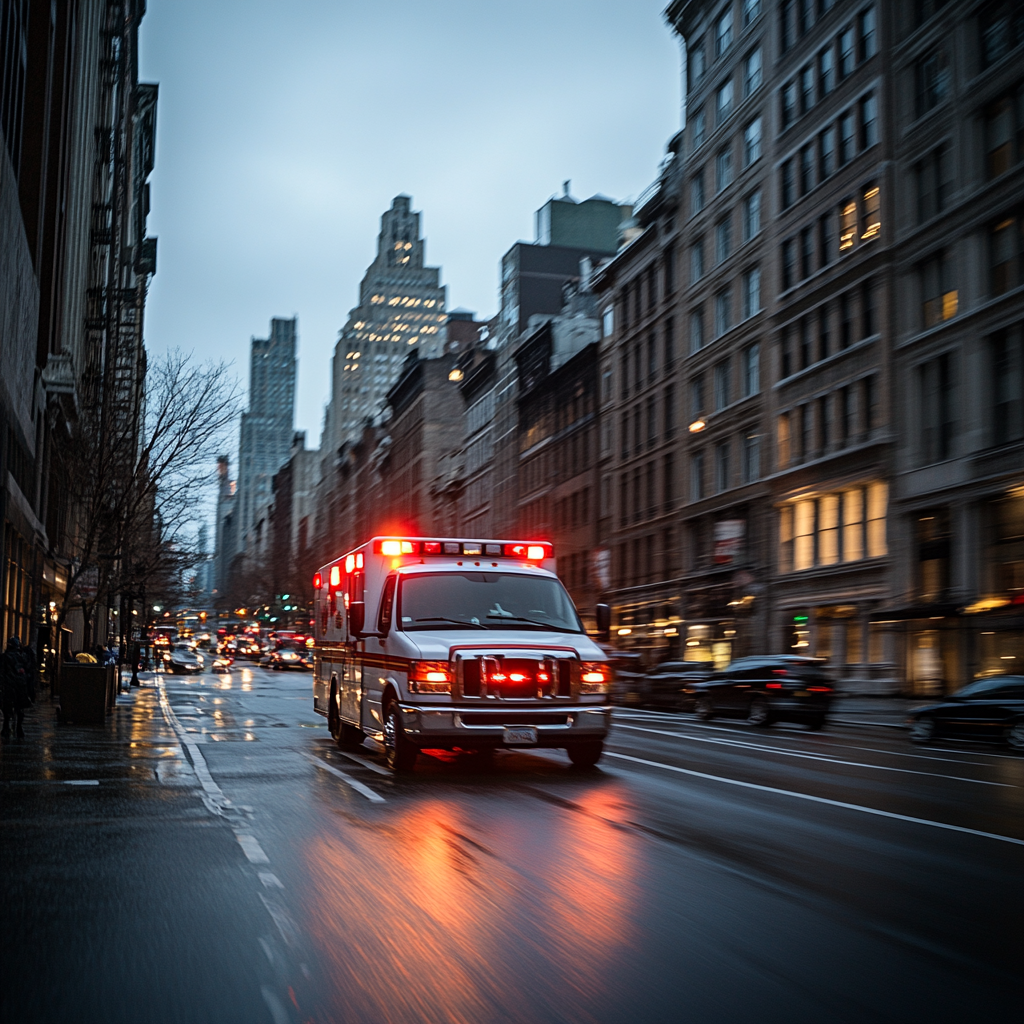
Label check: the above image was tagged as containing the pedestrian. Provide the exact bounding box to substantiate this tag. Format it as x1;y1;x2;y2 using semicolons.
1;636;34;738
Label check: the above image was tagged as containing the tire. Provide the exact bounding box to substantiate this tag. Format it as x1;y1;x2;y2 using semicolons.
567;741;604;769
695;694;715;721
383;701;417;773
746;696;770;727
909;715;936;744
1006;719;1024;753
806;715;825;731
337;721;365;750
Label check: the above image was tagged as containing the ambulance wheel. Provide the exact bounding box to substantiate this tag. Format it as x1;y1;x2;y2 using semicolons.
567;741;604;769
383;701;417;773
337;722;364;750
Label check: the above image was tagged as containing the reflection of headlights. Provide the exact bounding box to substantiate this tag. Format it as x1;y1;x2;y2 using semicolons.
281;652;298;661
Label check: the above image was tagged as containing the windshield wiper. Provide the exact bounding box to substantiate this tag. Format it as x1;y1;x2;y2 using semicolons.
485;614;576;632
413;616;487;630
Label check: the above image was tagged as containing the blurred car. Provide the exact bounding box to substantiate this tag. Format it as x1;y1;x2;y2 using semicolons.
211;655;233;674
233;638;262;660
166;644;204;675
268;647;311;671
691;656;834;728
603;650;648;706
646;661;713;710
908;675;1024;750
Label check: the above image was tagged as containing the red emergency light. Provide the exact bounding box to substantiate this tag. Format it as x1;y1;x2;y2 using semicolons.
329;565;341;590
312;572;322;590
371;538;554;561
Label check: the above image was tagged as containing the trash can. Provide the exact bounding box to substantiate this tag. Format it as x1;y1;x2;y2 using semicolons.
59;664;114;724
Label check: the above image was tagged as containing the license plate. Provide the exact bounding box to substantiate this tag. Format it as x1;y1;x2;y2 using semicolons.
793;689;808;697
503;726;538;746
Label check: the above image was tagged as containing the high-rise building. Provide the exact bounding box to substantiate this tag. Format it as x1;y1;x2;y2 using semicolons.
237;317;297;547
213;456;237;603
322;196;447;456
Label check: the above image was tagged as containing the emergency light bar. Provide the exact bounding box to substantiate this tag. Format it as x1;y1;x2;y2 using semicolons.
372;538;553;561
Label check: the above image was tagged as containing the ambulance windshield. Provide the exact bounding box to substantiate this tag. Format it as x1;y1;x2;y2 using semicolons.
398;572;582;633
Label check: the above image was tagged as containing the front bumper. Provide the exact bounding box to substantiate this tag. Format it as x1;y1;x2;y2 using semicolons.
397;703;611;748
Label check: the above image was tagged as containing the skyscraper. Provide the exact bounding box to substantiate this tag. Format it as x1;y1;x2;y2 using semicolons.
322;196;447;454
237;317;297;547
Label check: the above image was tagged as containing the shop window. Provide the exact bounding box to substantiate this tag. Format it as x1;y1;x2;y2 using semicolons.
817;621;833;661
868;622;886;663
846;621;864;664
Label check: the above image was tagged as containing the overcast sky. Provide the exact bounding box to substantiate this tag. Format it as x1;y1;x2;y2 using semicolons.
139;0;681;445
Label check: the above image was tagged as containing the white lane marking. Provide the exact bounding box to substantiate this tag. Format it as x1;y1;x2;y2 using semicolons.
158;683;231;811
613;723;1013;787
236;834;270;864
63;780;100;786
258;871;284;889
605;751;1024;846
304;753;385;803
261;985;290;1024
328;748;391;776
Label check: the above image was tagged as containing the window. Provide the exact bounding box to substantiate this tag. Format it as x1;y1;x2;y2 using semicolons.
741;342;760;396
781;327;793;378
799;64;814;114
919;352;955;462
860;92;878;149
915;50;949;118
842;489;864;562
920;251;958;328
818;494;839;564
690;40;706;86
862;278;878;337
716;146;733;191
691;170;705;213
781;159;795;209
991;215;1021;295
779;505;794;572
742;267;761;318
819;212;834;267
819;45;835;96
819;126;835;179
782;237;796;290
742;190;761;240
859;7;877;61
715;216;732;263
981;2;1024;68
664;384;676;437
839;111;855;164
717;79;735;123
780;0;796;53
691;451;706;501
782;80;797;129
602;306;614;338
915;143;951;223
664;247;676;295
647;395;657;447
691;374;706;418
778;412;792;467
819;394;832;452
715;288;733;336
839;25;855;78
744;48;763;96
715;442;730;493
716;9;733;57
819;304;831;358
714;360;730;410
690;309;704;353
744;117;762;165
742;432;760;482
800;317;812;369
794;499;816;570
990;327;1024;445
839;197;856;252
840;292;852;348
866;482;887;557
985;92;1022;179
663;453;675;510
861;182;880;241
800;226;814;280
799;403;812;460
664;317;675;367
743;0;761;26
799;143;814;195
691;238;704;283
798;0;814;34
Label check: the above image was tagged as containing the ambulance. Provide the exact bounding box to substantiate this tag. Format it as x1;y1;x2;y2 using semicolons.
311;536;613;772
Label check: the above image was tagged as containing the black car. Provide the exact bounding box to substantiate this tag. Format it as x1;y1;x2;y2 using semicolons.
646;661;712;709
604;650;648;706
691;656;834;728
908;675;1024;750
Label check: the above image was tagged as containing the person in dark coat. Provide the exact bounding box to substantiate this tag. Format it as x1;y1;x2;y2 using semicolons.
1;636;33;738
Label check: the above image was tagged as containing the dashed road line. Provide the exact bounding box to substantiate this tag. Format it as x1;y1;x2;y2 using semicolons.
605;751;1024;846
328;748;391;776
235;833;270;864
304;752;386;802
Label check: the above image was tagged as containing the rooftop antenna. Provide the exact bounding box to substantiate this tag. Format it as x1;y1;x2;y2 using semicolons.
562;180;571;197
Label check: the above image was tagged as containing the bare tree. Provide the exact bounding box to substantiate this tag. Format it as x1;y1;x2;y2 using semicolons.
55;349;240;648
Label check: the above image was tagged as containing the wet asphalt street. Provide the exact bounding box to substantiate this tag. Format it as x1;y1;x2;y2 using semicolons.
1;666;1021;1024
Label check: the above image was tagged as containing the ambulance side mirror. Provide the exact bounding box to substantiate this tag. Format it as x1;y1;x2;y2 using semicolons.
595;603;611;642
349;602;365;637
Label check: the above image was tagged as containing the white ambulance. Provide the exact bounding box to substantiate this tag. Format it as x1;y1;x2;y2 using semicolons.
311;536;613;772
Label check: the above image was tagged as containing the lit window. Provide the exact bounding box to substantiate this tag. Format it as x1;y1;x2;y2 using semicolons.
861;183;880;240
839;198;857;251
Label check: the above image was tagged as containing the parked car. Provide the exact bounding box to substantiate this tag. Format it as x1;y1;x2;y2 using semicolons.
269;647;311;671
908;675;1024;750
166;644;204;675
604;650;648;706
691;656;834;728
646;661;713;710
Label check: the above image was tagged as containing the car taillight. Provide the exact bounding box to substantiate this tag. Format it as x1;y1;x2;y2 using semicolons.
766;682;782;689
808;686;832;692
408;661;451;693
580;661;611;694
